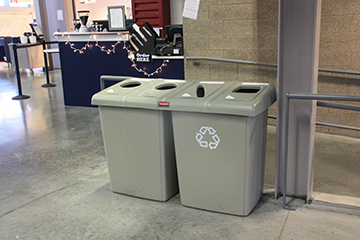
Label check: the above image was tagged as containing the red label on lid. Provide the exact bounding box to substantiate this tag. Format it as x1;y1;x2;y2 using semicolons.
159;102;170;107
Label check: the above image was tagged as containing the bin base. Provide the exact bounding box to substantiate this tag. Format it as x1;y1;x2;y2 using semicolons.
111;190;179;202
181;202;259;217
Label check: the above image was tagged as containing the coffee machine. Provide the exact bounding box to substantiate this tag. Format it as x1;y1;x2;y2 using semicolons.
77;10;90;32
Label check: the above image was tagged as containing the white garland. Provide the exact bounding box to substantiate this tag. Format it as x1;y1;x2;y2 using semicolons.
64;33;169;76
64;34;123;54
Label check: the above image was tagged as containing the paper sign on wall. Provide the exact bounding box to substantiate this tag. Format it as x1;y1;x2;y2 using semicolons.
182;0;200;20
57;10;63;21
9;0;32;7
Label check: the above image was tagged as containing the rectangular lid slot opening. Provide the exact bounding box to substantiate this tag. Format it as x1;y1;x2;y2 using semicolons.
232;87;261;94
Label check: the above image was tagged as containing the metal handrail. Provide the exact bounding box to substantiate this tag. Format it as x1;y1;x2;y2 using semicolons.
283;93;360;210
188;56;360;131
186;57;360;76
100;75;134;90
187;57;277;68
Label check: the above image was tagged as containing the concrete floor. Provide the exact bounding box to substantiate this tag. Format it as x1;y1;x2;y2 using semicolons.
0;66;359;239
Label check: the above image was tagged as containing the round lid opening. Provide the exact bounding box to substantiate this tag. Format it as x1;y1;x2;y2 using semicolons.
120;81;142;88
155;83;177;90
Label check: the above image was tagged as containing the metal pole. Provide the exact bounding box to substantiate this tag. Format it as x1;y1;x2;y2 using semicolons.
11;44;30;100
316;122;360;132
288;93;360;101
318;68;360;76
283;94;296;210
317;101;360;112
41;41;56;88
71;0;77;20
276;0;321;202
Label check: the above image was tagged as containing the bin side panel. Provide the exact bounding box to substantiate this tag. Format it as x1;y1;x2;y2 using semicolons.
243;110;268;216
99;106;177;201
172;111;247;215
158;111;179;200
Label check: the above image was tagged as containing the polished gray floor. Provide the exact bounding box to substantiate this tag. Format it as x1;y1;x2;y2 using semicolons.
0;66;359;239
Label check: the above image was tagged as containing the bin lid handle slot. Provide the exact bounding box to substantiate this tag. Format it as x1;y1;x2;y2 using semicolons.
197;85;205;98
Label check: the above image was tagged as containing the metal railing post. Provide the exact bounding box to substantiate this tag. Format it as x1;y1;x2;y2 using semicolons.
41;41;56;88
10;43;30;100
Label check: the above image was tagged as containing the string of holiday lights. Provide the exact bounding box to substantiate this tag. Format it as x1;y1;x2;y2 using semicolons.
63;33;125;54
63;33;170;77
131;59;169;77
122;42;169;77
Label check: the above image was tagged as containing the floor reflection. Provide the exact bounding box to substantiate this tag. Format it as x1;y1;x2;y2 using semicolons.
0;64;63;143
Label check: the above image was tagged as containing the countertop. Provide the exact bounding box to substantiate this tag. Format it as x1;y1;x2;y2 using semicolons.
54;31;129;42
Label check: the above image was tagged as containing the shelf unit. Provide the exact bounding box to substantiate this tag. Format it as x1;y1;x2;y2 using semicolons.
131;0;170;37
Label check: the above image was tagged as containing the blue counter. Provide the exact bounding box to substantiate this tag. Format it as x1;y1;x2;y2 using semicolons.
56;32;184;107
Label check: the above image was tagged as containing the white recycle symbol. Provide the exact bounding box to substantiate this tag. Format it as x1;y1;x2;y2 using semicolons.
195;126;221;150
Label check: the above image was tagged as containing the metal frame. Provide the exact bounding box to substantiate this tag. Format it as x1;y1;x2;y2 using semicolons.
188;56;360;132
107;5;126;31
100;75;132;90
283;93;360;210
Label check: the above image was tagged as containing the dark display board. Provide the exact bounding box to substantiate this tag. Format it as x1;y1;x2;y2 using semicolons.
58;41;184;107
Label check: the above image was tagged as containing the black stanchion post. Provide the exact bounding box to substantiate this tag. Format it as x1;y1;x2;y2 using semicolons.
11;43;30;100
41;41;56;88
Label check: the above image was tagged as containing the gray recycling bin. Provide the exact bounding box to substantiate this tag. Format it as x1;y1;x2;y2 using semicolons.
165;81;276;216
92;77;190;201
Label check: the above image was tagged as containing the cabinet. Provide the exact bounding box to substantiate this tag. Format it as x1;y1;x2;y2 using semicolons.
131;0;170;37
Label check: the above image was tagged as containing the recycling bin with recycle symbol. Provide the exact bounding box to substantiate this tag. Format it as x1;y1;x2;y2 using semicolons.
164;81;276;216
92;77;191;201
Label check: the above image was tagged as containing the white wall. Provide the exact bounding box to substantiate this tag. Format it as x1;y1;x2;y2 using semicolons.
75;0;182;24
0;7;35;36
75;0;132;20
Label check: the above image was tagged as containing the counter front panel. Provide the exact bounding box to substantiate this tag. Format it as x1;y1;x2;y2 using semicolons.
57;33;184;107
